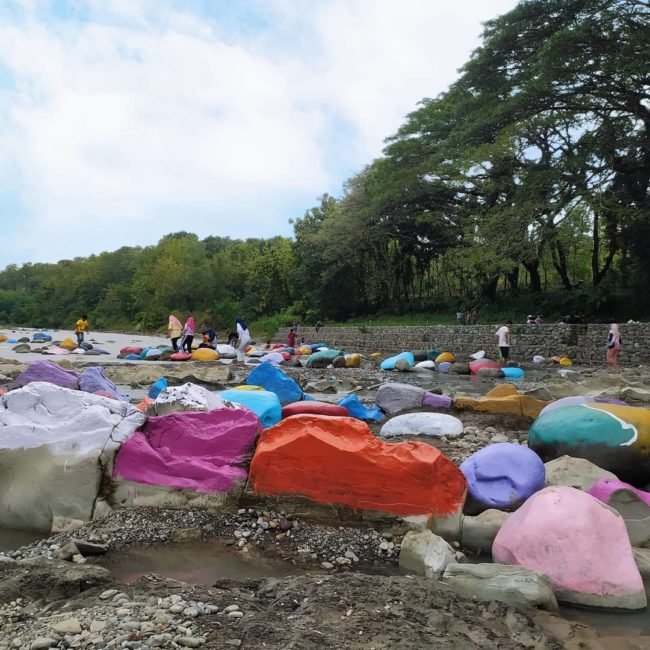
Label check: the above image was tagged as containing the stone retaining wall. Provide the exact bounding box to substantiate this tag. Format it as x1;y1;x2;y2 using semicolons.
277;323;650;366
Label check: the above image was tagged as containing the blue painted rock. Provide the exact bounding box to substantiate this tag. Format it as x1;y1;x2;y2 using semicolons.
501;367;524;379
125;353;143;361
31;332;52;343
148;377;168;399
8;360;79;390
379;413;464;438
219;388;282;428
460;443;545;512
437;361;452;373
380;352;415;371
529;403;650;487
79;367;129;401
246;361;303;405
338;393;383;422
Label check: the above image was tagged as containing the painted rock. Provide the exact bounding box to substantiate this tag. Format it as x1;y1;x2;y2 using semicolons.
59;338;78;351
139;348;152;359
79;367;129;402
413;360;436;372
113;408;260;493
376;383;452;416
0;335;7;343
120;346;143;355
191;348;219;362
588;478;650;547
344;353;361;368
379;413;464;439
423;392;453;410
544;455;617;490
502;367;524;379
249;415;467;517
8;360;79;391
31;332;52;343
493;486;647;610
246;362;302;406
460;443;545;512
219;388;282;428
282;402;349;418
454;384;547;419
216;344;237;358
41;346;70;356
469;359;501;375
124;353;141;361
145;348;162;360
148;377;168;399
528;403;650;486
539;395;626;417
259;352;285;364
380;352;415;371
170;352;192;361
155;382;225;416
338;393;383;422
435;352;456;364
470;350;486;360
437;362;452;373
306;350;344;368
0;382;145;531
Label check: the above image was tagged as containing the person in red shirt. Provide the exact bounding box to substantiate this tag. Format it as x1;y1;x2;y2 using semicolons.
287;327;297;348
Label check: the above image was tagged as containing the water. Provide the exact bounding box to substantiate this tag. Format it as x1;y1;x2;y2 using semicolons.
99;542;300;585
0;528;44;552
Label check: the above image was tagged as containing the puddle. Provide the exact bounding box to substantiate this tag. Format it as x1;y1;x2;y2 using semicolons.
0;528;45;552
98;542;300;585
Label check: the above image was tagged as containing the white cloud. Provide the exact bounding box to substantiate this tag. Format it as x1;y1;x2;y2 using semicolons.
0;0;517;267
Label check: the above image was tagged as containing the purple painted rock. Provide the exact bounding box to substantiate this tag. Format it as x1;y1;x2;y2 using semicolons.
422;391;452;410
79;367;129;402
460;443;545;512
8;360;79;391
493;486;647;609
113;408;261;493
588;478;650;547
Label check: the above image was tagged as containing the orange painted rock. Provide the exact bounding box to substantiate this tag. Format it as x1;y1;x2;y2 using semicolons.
281;402;349;418
454;384;548;419
249;415;466;517
59;337;77;351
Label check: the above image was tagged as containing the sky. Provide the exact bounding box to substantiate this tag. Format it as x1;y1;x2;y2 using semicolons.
0;0;518;269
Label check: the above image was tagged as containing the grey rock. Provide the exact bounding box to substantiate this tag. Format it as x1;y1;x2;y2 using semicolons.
399;530;455;579
544;456;617;491
31;639;57;650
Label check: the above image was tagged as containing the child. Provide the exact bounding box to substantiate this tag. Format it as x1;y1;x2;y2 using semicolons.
75;314;89;345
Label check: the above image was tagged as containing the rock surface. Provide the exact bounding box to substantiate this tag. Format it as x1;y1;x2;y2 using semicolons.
155;382;226;416
543;455;617;490
399;530;455;579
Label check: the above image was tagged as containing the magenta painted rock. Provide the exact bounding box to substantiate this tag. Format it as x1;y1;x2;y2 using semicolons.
113;408;261;492
460;443;545;512
8;360;79;391
493;486;647;609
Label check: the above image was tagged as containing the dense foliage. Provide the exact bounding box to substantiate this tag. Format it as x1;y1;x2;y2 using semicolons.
1;0;648;330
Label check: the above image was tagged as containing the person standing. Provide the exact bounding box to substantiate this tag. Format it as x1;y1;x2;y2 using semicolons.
495;320;512;368
606;323;622;372
167;314;182;351
181;315;196;353
74;314;89;346
235;315;251;363
287;327;297;349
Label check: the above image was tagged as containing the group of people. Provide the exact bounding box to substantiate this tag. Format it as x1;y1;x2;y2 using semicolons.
526;314;543;324
167;314;251;362
456;307;479;325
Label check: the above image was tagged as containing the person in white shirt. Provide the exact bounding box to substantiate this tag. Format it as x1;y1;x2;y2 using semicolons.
234;315;251;363
495;320;512;368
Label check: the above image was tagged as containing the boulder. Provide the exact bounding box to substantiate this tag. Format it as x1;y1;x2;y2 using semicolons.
376;383;451;416
344;353;361;368
306;349;344;368
544;455;617;490
379;413;464;439
435;352;455;364
216;344;237;358
460;509;509;551
448;362;471;375
493;486;647;610
469;359;500;375
113;408;260;493
282;402;349;418
528;402;650;486
79;367;129;402
249;415;467;517
587;479;650;547
454;384;548;419
8;360;79;391
246;362;303;405
441;563;558;611
219;389;282;428
524;387;554;401
634;548;650;578
12;343;30;353
155;382;226;416
338;393;383;422
437;361;452;373
191;348;219;362
332;355;347;368
380;352;415;371
460;443;545;512
0;382;145;531
399;530;455;579
621;386;650;404
59;338;77;351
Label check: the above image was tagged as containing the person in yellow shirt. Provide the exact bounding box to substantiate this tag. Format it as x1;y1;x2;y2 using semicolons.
167;314;182;351
74;314;89;345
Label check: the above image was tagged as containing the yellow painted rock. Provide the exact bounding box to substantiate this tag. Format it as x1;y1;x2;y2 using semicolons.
370;352;382;359
299;346;312;355
233;384;263;391
0;335;7;343
345;353;361;368
191;348;219;362
455;385;549;419
59;337;77;351
559;357;573;366
436;352;456;364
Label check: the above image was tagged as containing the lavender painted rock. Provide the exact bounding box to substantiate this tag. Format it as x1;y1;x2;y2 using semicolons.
588;478;650;547
246;362;303;405
8;360;79;391
113;408;261;493
422;391;452;410
493;486;647;609
376;383;425;415
460;443;545;512
79;367;129;402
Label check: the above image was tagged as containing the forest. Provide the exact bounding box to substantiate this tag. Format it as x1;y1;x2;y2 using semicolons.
0;0;648;333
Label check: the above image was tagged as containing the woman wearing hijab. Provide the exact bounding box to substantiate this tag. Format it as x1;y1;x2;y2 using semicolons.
181;315;196;353
235;315;250;363
167;314;182;351
606;323;622;371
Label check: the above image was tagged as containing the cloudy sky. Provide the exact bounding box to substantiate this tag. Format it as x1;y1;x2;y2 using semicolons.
0;0;517;269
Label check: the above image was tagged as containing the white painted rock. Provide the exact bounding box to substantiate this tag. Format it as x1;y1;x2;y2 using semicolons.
442;563;558;611
0;382;145;531
413;360;436;372
216;345;237;358
493;486;647;610
154;382;226;416
399;530;455;579
470;350;486;360
544;455;617;491
379;413;464;439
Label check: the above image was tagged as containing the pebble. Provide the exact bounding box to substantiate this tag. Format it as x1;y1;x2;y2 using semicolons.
30;639;57;650
100;589;118;600
321;561;335;570
223;605;240;613
52;617;81;634
227;611;244;619
183;607;200;618
177;638;203;648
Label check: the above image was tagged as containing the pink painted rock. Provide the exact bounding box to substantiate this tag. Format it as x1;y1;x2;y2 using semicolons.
588;478;650;547
8;360;79;391
493;486;647;610
113;408;261;492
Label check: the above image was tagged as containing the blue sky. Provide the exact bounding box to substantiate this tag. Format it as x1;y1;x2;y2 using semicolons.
0;0;517;269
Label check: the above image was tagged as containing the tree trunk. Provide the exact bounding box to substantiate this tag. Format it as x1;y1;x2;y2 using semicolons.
481;273;500;301
523;260;542;292
506;267;519;290
551;240;572;290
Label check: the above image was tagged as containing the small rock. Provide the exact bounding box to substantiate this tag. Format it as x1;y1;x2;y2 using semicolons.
177;638;203;648
99;589;118;600
227;611;244;618
183;606;200;618
320;562;335;570
223;605;240;613
52;617;82;634
31;639;57;650
90;621;106;633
